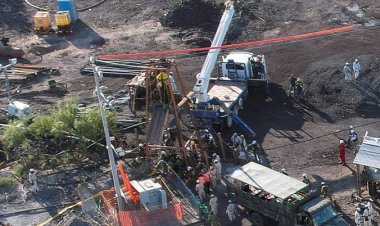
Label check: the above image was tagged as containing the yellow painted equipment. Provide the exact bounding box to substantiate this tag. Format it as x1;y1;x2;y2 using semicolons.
55;11;72;34
33;11;52;32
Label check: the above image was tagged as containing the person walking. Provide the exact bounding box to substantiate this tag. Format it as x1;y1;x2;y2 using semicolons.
209;194;218;216
195;180;206;201
288;74;297;97
302;173;311;192
226;200;236;223
355;207;362;226
338;140;347;165
343;62;353;81
353;59;361;81
321;182;332;201
295;78;304;100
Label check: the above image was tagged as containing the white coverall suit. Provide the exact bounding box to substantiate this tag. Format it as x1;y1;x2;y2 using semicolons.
214;162;222;182
28;172;38;192
195;183;206;201
209;196;218;215
226;203;236;222
210;168;217;188
368;201;374;224
363;208;371;226
355;209;362;226
353;61;361;80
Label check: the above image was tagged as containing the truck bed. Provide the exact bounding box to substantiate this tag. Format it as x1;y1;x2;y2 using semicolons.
207;80;246;109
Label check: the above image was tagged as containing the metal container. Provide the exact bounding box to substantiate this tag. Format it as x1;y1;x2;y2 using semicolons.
33;11;52;30
55;11;71;26
58;0;78;22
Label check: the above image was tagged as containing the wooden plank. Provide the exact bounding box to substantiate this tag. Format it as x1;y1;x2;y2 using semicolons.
208;81;245;108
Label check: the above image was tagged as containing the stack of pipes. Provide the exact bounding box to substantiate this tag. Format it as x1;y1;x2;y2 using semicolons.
80;58;152;77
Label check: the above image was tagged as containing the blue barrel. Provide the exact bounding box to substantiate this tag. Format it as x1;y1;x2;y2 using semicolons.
58;0;78;22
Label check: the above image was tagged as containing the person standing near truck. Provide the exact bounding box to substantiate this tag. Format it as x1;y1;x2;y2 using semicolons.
321;182;332;201
302;174;311;192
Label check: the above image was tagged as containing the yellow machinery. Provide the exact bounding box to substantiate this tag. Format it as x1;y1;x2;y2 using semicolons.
55;11;72;34
33;11;52;33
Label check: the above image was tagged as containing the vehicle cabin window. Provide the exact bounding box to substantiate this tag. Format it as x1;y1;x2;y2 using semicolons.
226;63;245;71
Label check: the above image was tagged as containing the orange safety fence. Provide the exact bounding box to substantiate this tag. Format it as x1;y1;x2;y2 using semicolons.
117;163;140;204
101;190;119;225
118;203;183;226
98;26;353;59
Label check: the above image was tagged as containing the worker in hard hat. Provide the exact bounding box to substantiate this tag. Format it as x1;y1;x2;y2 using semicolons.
320;182;332;201
353;59;361;81
195;180;206;201
295;77;304;101
209;166;217;189
247;140;260;162
209;194;218;216
156;71;170;103
213;160;222;183
288;73;297;97
302;173;311;192
367;199;374;224
355;207;362;226
343;62;353;81
28;169;38;192
231;133;242;148
338;140;347;165
226;200;236;222
348;129;358;149
281;168;289;176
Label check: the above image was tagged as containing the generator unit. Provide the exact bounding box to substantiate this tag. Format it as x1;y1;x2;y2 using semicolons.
130;179;167;211
55;11;72;34
33;11;52;33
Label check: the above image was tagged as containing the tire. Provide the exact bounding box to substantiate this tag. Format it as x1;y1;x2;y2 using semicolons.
250;212;264;226
226;115;233;128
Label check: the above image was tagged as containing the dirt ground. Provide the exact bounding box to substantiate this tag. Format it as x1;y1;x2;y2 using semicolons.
1;0;380;225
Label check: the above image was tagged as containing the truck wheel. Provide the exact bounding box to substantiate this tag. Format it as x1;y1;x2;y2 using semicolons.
226;115;232;128
250;212;264;226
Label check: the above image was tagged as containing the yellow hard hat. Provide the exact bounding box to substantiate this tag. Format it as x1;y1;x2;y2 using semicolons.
297;78;301;82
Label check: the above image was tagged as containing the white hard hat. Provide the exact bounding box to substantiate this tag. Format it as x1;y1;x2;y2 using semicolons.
355;59;358;62
365;205;369;208
340;140;344;144
345;62;350;65
350;129;355;133
29;169;35;173
187;166;192;171
228;200;232;203
349;125;353;129
302;173;307;177
139;143;144;147
161;151;166;155
169;72;173;75
233;133;238;136
321;181;325;185
356;208;361;211
214;160;218;163
281;168;286;172
186;146;191;151
205;129;209;133
212;153;217;157
196;180;200;183
210;194;215;198
252;140;257;145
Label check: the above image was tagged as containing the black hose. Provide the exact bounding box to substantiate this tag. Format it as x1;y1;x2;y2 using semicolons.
24;0;108;13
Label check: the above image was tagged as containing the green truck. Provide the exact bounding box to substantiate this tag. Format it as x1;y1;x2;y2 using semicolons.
225;162;349;226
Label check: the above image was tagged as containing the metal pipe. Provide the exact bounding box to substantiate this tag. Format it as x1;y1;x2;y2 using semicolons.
91;57;126;214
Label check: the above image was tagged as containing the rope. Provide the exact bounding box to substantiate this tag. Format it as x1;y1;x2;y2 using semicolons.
98;25;354;59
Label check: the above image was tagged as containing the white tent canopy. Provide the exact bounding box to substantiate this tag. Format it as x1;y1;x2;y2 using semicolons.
353;133;380;169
